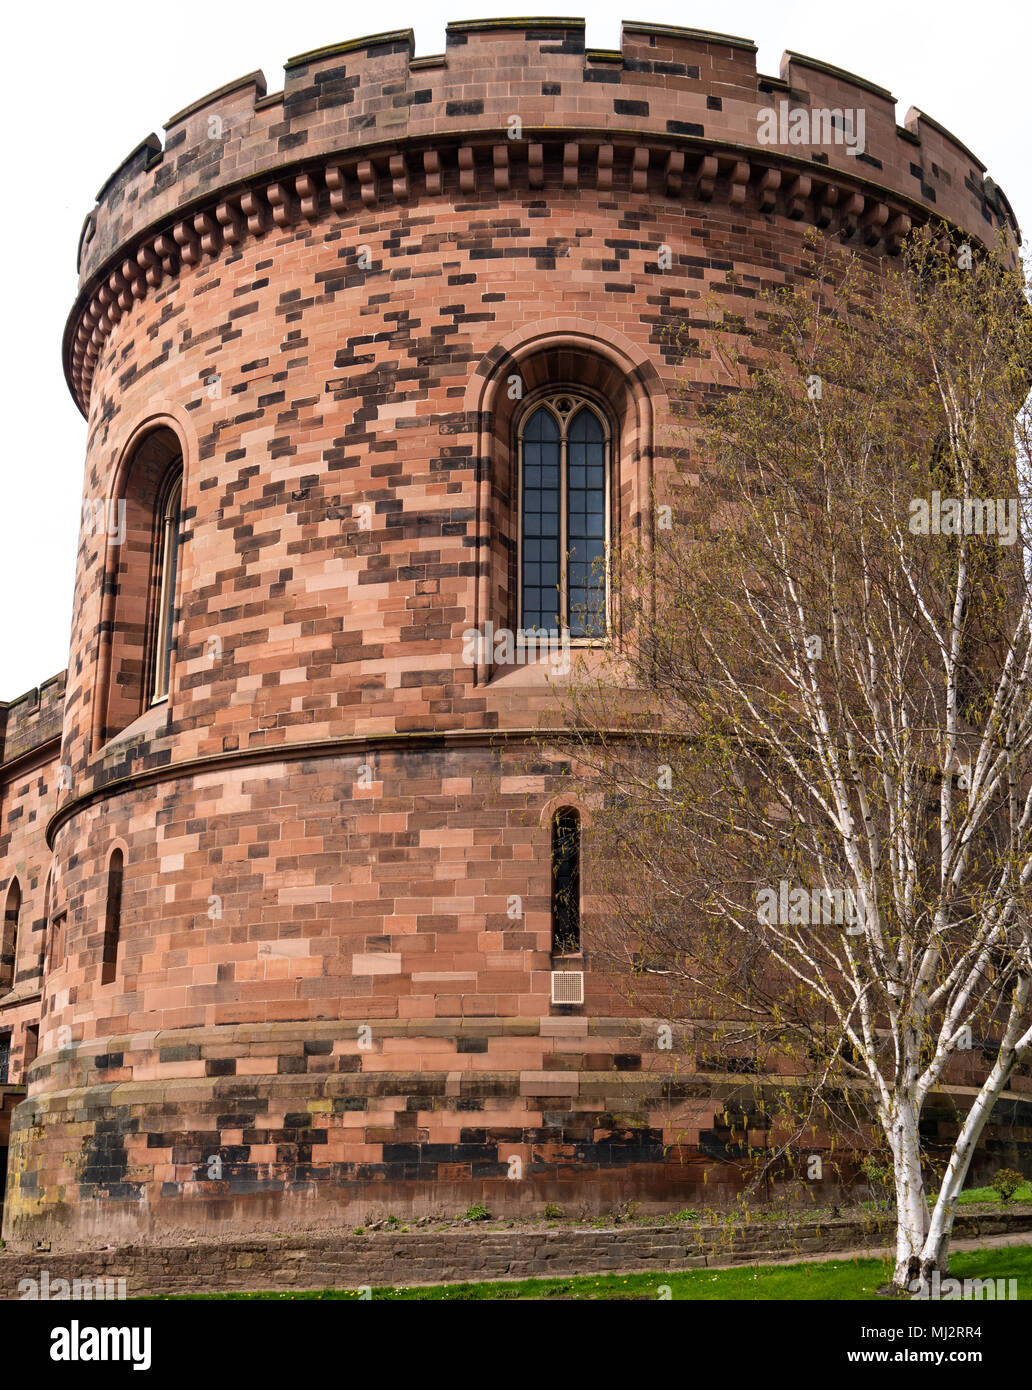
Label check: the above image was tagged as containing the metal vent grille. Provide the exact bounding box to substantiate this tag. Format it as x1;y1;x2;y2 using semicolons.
550;970;584;1005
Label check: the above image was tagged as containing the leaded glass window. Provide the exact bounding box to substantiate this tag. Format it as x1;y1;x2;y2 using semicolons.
519;395;609;637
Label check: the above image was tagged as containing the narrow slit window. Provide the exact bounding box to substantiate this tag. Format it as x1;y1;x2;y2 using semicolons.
1;879;20;992
101;850;124;985
551;807;581;954
48;911;66;973
151;473;182;703
41;868;54;976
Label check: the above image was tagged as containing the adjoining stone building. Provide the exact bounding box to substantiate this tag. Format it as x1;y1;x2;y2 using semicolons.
0;18;1026;1246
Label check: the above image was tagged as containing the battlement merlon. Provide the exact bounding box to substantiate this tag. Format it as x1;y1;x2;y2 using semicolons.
74;16;1019;289
0;673;67;771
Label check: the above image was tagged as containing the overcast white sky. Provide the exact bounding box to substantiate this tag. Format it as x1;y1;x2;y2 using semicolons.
1;0;1027;699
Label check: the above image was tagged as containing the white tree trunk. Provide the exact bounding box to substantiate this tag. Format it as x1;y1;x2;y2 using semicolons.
919;1015;1029;1284
888;1099;933;1291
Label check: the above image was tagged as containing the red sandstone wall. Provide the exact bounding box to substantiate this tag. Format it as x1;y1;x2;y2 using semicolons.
2;20;1026;1247
50;166;896;1048
0;676;64;1096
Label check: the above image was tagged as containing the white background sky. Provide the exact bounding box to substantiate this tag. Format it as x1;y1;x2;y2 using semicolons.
1;0;1027;698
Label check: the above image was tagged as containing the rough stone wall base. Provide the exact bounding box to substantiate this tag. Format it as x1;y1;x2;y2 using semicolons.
2;1210;1030;1299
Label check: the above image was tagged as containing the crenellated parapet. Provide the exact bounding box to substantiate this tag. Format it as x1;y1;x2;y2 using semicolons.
0;674;66;772
65;17;1020;418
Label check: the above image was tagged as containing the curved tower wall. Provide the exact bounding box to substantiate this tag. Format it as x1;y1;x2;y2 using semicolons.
3;18;1024;1245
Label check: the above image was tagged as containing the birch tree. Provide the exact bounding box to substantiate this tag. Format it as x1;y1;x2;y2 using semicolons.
559;231;1032;1293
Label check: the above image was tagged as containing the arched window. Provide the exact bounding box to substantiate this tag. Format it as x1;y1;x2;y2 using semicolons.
47;912;66;973
150;471;182;703
43;868;64;974
1;879;20;992
551;807;581;955
101;849;124;985
519;396;609;637
96;426;185;743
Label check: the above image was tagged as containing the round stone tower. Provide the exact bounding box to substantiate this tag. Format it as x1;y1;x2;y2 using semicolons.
4;18;1022;1245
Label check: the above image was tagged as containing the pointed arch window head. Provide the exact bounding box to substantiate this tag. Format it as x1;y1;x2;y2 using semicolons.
551;807;581;955
150;472;182;704
520;396;609;638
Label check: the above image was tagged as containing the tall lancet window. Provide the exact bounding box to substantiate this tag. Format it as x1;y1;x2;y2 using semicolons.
551;807;581;955
150;472;182;703
1;879;20;992
519;396;609;637
101;849;124;985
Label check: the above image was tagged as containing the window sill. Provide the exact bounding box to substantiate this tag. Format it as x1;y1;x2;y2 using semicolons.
96;700;169;757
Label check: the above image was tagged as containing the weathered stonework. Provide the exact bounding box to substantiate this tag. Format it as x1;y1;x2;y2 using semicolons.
3;1209;1031;1299
0;676;65;1177
1;18;1026;1249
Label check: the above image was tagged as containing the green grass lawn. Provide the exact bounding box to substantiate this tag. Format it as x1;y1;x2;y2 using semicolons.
950;1183;1032;1205
155;1242;1032;1301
